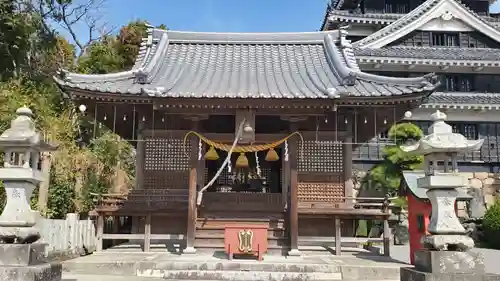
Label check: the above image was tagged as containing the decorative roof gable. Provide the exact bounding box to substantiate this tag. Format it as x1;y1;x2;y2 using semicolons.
355;0;500;48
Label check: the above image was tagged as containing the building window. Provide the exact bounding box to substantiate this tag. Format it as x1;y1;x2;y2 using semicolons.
385;0;409;13
451;123;478;139
431;32;459;47
441;75;474;92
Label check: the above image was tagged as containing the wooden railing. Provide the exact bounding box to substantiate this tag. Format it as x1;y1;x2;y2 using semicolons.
91;189;188;214
201;192;285;212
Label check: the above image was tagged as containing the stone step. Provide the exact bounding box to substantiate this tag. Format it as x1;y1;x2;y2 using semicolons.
62;254;406;281
137;270;342;280
63;275;398;281
63;274;167;281
63;259;342;275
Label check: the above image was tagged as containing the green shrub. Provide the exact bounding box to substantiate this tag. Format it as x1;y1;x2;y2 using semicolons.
483;198;500;249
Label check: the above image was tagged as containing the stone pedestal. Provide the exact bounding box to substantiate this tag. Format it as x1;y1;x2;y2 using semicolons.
0;244;62;281
401;250;500;281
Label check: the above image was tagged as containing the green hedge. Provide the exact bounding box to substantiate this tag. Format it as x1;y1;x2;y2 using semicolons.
483;198;500;249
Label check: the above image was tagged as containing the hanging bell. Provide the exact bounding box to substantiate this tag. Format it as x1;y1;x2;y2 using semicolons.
265;148;279;161
235;152;249;168
204;146;219;160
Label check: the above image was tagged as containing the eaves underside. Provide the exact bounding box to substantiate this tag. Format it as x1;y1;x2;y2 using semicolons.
63;87;432;106
356;56;500;67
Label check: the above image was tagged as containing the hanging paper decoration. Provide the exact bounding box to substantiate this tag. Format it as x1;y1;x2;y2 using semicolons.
198;139;202;160
205;146;219;160
227;158;232;173
255;152;261;177
236;152;249;168
284;140;289;162
265;148;279;161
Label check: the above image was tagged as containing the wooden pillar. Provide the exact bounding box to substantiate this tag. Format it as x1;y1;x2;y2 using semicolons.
288;119;301;256
136;117;145;189
96;214;104;251
184;117;200;254
335;217;341;256
144;214;151;252
383;218;391;257
343;113;354;207
133;117;146;246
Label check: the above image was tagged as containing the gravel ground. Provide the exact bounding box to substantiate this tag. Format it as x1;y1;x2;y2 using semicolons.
387;244;500;274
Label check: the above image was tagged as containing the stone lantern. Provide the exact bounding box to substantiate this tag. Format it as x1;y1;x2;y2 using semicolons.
0;106;57;244
399;110;500;280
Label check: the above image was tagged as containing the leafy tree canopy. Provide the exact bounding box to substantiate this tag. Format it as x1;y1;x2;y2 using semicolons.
0;0;166;218
364;123;424;199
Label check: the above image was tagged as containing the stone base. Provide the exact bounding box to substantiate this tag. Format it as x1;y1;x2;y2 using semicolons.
401;267;500;281
0;244;47;266
0;226;40;244
414;250;485;274
421;235;474;251
0;262;62;281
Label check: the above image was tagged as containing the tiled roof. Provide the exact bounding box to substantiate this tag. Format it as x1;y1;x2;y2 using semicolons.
325;9;500;27
54;29;437;100
354;46;500;61
423;92;500;109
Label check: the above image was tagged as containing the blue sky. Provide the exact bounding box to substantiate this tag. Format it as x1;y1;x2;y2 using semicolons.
70;0;500;42
99;0;330;33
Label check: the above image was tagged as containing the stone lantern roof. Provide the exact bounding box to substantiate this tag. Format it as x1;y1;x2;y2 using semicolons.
0;106;57;151
401;110;484;156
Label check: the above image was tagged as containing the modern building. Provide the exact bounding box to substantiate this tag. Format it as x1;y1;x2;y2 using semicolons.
321;0;500;172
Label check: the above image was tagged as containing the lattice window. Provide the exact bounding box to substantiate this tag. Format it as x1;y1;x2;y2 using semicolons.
297;175;344;203
298;140;343;173
144;137;190;171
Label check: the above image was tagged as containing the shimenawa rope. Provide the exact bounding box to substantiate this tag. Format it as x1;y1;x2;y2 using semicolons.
195;119;245;206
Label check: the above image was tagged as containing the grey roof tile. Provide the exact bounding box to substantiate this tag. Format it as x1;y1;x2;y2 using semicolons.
54;29;437;99
424;92;500;106
354;46;500;61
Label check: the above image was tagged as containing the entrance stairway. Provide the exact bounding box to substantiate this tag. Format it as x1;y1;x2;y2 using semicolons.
62;251;405;281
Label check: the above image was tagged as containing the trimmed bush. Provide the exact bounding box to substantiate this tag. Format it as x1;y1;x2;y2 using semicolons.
483;198;500;249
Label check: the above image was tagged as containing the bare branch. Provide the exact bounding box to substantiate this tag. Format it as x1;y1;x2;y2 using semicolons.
28;0;112;57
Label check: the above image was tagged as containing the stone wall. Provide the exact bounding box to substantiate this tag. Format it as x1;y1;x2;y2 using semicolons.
465;172;500;207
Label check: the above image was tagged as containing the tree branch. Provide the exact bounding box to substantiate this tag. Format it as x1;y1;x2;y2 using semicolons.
29;0;112;58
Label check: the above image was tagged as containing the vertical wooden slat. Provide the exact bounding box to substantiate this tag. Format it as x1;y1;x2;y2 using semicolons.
144;214;151;252
96;214;104;252
383;219;391;257
335;217;341;256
